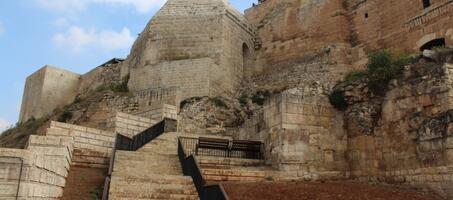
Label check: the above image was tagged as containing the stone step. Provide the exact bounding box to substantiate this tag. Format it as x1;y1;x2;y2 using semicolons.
110;193;199;200
138;146;178;154
113;161;181;171
111;175;194;186
113;165;182;176
110;180;196;192
115;151;179;160
108;131;200;200
200;164;268;171
203;168;266;176
204;175;266;182
142;143;176;148
198;157;265;167
109;184;197;197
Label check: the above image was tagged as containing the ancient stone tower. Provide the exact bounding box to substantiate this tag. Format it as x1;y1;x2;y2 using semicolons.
123;0;256;99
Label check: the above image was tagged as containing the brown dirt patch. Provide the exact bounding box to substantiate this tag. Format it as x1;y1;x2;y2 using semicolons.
61;167;107;200
222;181;443;200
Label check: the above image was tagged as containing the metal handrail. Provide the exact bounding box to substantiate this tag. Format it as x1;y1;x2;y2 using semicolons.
179;137;264;160
101;118;177;200
178;138;229;200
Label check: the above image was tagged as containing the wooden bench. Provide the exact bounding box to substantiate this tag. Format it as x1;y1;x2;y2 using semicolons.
196;137;230;157
231;140;263;159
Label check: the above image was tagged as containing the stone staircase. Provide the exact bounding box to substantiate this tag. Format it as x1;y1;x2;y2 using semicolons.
109;132;199;200
198;156;270;183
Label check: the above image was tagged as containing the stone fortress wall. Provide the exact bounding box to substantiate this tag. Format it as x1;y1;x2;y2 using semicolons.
125;0;256;99
20;0;255;123
240;0;453;197
348;0;453;51
244;0;354;90
244;0;453;90
14;0;453;198
20;66;80;123
232;89;349;180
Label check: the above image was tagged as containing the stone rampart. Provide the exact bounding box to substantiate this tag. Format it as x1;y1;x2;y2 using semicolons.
19;66;80;122
132;104;178;122
106;112;156;138
46;122;115;168
234;90;348;181
0;134;73;199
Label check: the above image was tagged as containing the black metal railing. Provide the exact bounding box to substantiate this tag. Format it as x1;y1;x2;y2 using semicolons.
101;118;177;200
116;118;177;151
178;138;229;200
179;137;264;160
0;156;24;200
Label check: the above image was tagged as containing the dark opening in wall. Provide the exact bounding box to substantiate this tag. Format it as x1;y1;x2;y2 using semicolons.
365;13;369;18
420;38;446;51
243;43;253;78
422;0;431;9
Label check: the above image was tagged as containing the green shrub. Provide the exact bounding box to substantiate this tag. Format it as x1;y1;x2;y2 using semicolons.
345;71;367;83
110;74;130;93
238;94;249;106
89;187;101;200
73;96;82;104
265;176;274;182
209;97;229;109
251;90;272;106
58;110;73;123
180;96;204;109
366;49;410;95
329;89;348;111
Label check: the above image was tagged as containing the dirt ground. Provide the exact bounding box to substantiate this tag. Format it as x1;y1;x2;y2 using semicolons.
61;167;107;200
222;181;443;200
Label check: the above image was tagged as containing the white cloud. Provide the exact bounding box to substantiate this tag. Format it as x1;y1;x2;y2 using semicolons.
53;26;134;52
0;118;12;134
35;0;167;14
94;0;167;13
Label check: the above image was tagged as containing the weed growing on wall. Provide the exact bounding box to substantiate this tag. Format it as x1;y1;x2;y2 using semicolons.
209;97;229;109
58;109;73;123
110;74;130;93
329;49;410;110
329;89;348;111
367;49;410;95
180;96;205;109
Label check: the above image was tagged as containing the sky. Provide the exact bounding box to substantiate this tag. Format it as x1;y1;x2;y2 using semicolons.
0;0;257;132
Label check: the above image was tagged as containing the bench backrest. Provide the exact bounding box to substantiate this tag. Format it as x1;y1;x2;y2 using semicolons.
198;137;230;149
231;140;262;152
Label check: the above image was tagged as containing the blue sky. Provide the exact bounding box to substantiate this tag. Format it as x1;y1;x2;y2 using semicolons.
0;0;257;131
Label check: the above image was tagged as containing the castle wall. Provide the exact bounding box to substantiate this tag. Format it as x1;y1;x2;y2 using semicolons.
245;0;353;90
349;0;453;53
78;64;121;94
234;90;349;180
132;104;178;122
107;112;156;138
219;4;256;89
0;135;73;199
46;122;115;168
127;0;226;68
19;66;80;122
129;58;220;100
126;0;254;98
344;63;453;198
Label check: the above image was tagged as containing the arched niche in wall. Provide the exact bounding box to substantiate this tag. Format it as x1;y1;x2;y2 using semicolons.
419;38;446;51
242;43;253;78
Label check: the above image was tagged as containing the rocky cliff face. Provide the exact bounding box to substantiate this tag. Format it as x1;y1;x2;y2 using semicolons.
334;56;453;198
